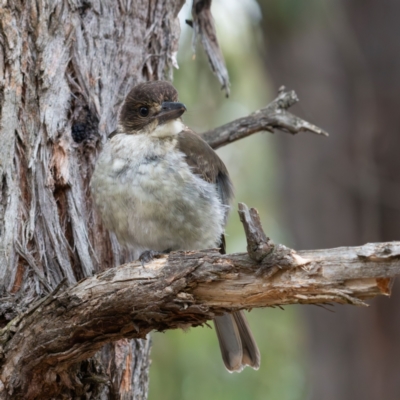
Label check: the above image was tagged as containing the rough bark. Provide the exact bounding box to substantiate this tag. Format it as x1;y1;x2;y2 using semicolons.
0;1;183;398
2;0;398;399
1;233;399;399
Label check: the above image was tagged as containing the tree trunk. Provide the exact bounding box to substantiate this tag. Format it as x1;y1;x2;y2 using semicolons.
259;0;400;399
0;1;183;398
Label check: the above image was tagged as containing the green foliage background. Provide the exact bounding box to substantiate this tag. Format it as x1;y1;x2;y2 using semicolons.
149;1;309;399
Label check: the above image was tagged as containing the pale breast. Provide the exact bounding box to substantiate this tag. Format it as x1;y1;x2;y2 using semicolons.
90;134;226;253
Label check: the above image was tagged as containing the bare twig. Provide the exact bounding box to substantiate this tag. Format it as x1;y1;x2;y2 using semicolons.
201;88;329;149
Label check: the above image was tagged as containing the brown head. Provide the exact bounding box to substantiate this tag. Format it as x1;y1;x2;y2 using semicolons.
119;81;186;134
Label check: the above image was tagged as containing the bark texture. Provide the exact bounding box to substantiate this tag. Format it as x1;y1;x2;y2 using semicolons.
1;235;399;399
3;0;398;399
0;0;183;398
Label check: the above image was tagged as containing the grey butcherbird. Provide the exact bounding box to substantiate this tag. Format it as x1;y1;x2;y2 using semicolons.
90;80;260;372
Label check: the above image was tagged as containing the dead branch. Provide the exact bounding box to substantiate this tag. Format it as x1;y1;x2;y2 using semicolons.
1;203;399;398
189;0;230;96
201;87;329;149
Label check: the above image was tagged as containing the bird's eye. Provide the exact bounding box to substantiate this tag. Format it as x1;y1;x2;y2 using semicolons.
139;107;149;117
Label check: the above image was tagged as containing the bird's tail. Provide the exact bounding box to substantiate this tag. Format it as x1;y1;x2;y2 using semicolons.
214;311;261;372
213;234;261;372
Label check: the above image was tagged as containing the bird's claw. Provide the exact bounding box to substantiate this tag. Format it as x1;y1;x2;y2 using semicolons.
139;250;161;267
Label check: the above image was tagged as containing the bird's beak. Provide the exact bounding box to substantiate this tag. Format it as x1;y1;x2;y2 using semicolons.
158;102;187;124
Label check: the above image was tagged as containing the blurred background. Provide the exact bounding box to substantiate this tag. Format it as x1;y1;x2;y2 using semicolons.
149;1;400;399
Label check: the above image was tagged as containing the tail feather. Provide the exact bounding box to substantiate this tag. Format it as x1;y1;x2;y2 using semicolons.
213;312;260;372
233;311;261;369
214;235;261;372
214;314;243;372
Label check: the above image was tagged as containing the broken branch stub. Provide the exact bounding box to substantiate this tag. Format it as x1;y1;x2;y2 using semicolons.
238;202;274;262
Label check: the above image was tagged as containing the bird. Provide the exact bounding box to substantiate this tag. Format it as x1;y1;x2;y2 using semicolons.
90;80;260;372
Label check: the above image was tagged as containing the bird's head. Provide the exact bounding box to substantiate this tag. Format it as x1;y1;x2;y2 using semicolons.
118;81;186;137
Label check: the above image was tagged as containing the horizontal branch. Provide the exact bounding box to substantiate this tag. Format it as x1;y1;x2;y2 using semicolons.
1;236;399;395
201;88;329;149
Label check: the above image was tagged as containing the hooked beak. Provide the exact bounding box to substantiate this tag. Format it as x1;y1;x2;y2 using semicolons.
157;102;187;124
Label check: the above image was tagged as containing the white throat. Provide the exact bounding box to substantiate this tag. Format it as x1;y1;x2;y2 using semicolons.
150;119;184;138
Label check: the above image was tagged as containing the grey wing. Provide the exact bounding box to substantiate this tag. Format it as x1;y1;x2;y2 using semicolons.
177;129;234;215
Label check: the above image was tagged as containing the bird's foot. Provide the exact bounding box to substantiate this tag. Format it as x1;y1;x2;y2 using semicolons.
139;250;161;267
